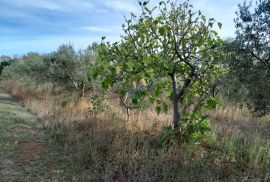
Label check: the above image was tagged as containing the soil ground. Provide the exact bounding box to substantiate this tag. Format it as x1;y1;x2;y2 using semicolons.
0;87;51;181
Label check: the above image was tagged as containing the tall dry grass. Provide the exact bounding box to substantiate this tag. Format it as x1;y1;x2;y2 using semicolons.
1;80;270;181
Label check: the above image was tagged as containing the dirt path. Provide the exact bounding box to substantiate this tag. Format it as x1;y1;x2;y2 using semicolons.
0;87;50;181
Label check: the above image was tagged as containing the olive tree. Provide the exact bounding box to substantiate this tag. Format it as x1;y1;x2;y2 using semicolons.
48;44;78;90
76;44;98;97
94;0;223;131
48;44;96;97
0;56;12;75
233;0;270;116
235;0;270;66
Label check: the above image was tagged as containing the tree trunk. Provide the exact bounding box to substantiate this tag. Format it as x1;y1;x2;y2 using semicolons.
171;73;181;129
66;73;79;92
211;83;218;97
81;86;85;97
81;81;85;97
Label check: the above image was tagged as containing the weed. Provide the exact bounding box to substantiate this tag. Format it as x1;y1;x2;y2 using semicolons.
1;81;270;181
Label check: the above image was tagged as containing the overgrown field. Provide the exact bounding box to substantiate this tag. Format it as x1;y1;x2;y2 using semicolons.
1;80;269;181
1;0;270;181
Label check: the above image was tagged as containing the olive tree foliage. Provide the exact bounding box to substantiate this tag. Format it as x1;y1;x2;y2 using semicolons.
94;0;224;133
48;43;97;96
78;44;98;94
0;56;12;75
235;0;270;66
212;40;248;103
1;53;48;85
48;44;80;91
1;44;97;98
233;0;270;116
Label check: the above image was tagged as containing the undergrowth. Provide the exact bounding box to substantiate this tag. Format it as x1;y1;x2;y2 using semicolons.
1;80;270;181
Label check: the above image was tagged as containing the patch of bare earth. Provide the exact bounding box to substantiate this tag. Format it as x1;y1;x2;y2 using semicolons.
0;87;49;181
12;140;46;166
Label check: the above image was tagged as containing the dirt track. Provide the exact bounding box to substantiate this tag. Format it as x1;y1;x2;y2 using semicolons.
0;87;49;181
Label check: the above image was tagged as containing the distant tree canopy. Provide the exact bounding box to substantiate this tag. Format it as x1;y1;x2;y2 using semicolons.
93;0;224;138
1;44;97;97
0;56;12;75
230;0;270;116
48;43;97;96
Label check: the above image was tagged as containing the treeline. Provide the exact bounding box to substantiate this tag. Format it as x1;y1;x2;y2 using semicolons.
1;43;98;97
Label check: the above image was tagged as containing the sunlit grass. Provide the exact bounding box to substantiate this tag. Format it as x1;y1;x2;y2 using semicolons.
1;80;270;181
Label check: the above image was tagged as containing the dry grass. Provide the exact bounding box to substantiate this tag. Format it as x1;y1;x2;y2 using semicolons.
211;104;252;122
1;80;270;181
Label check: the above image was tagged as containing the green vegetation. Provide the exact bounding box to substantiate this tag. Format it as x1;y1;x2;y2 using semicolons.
0;56;12;75
221;0;270;117
0;0;269;181
94;1;224;139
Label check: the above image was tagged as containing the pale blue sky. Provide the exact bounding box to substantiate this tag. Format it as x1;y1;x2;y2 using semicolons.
0;0;245;56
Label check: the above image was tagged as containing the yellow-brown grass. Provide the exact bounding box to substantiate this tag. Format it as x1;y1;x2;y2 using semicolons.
1;80;269;181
